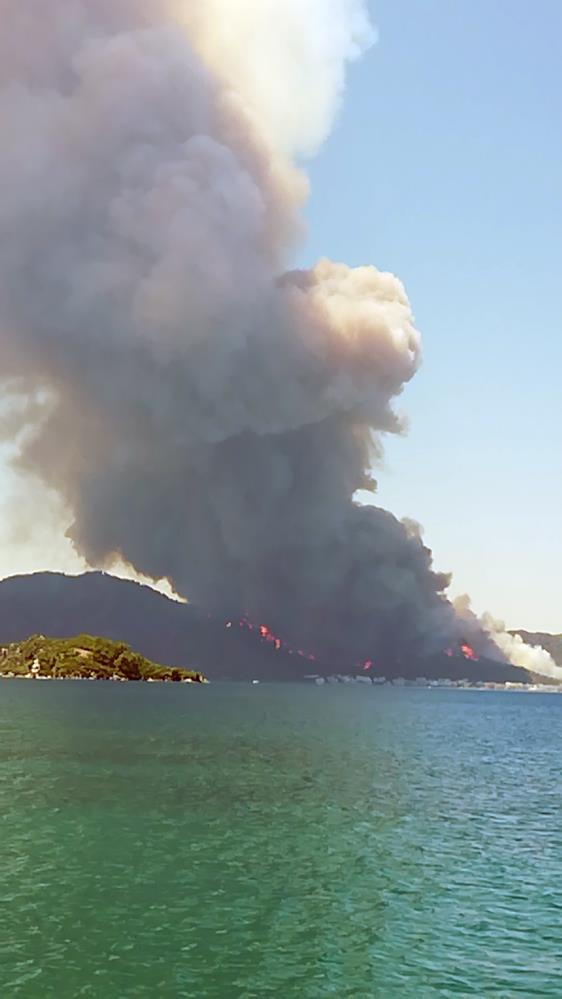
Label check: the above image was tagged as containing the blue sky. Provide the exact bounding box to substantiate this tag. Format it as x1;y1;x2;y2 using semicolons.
300;0;561;632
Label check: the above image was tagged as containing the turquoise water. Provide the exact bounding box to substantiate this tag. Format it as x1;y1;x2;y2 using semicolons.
1;682;560;998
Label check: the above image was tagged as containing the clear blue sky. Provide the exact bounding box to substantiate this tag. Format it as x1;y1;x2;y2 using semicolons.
300;0;561;631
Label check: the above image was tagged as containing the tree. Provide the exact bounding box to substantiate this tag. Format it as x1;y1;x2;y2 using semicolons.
114;650;142;680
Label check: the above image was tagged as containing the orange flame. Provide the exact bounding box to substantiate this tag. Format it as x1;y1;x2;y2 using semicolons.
444;642;479;662
235;616;320;659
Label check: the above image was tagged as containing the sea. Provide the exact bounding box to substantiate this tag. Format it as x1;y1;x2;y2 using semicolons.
1;681;560;998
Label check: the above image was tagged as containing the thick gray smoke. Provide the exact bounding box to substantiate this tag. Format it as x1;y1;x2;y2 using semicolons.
0;1;556;672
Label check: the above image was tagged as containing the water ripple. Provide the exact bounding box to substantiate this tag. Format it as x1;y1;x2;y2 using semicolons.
0;682;561;997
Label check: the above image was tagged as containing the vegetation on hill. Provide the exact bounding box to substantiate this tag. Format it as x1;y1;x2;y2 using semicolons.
0;634;207;682
0;572;558;682
0;572;308;681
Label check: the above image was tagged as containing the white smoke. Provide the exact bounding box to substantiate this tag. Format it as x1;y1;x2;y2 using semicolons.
453;596;560;680
177;0;375;158
0;1;554;675
483;616;561;680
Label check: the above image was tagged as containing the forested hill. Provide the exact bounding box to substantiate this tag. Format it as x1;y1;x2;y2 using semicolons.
0;572;198;665
0;572;308;680
0;571;553;682
0;634;205;682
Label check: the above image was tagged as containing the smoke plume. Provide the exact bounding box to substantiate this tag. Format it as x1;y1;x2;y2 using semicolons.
0;1;556;674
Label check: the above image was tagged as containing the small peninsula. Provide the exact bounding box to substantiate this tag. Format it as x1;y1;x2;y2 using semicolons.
0;634;207;683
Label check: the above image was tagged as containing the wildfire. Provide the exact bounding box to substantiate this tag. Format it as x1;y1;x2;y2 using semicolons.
228;616;381;672
445;641;479;662
234;617;316;660
230;617;481;671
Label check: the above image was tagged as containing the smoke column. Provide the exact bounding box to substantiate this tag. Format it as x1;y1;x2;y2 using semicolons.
0;1;557;675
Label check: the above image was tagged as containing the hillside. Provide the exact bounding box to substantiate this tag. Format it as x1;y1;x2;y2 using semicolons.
0;571;547;683
512;631;562;668
0;573;310;681
0;634;206;682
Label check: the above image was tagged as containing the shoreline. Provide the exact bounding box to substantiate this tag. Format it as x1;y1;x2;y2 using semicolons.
0;674;205;684
1;674;560;692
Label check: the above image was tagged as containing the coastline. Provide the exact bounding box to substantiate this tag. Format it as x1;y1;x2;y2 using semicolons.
1;671;559;691
0;673;206;684
306;674;562;693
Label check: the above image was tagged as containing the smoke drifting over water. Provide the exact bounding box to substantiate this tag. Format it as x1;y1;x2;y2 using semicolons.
0;1;557;676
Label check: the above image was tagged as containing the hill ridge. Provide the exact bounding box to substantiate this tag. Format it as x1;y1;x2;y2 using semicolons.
0;571;557;680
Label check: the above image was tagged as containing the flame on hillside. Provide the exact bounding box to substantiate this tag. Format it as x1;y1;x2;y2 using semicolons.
445;641;479;662
227;618;485;672
230;617;317;661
